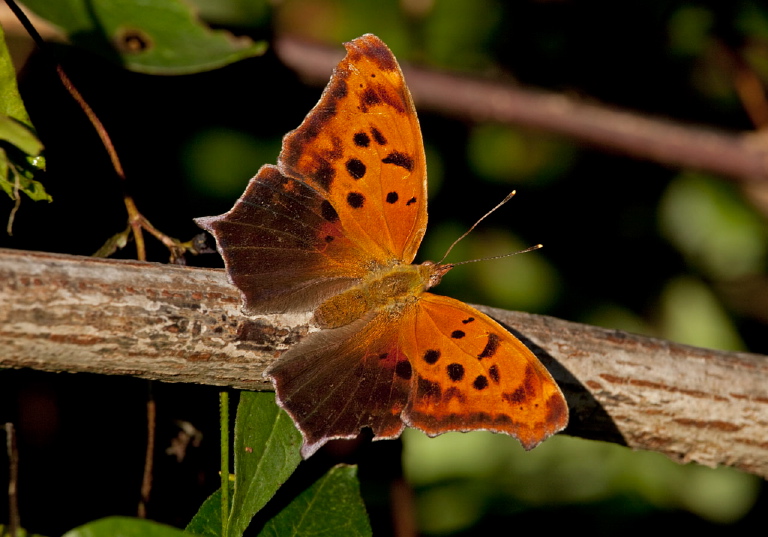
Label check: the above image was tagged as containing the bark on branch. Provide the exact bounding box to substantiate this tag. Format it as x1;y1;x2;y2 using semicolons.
1;248;766;479
275;35;768;184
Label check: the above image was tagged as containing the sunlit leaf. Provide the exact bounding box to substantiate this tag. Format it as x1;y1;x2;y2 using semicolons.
0;114;43;157
0;22;48;218
21;0;267;74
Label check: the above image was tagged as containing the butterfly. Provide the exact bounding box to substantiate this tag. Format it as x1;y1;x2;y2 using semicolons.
196;34;568;458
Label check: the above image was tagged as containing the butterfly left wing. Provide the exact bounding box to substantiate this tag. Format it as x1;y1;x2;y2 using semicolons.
266;310;412;458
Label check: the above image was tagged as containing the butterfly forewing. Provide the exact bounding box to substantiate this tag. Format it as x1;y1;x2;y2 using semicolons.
401;294;568;450
196;165;372;313
279;34;428;264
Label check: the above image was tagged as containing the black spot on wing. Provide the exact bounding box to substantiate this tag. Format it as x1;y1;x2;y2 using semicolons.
417;376;442;400
478;333;501;359
489;364;500;383
386;192;399;204
447;363;464;382
503;388;526;405
347;192;365;209
353;132;370;147
320;200;339;223
382;151;414;171
395;360;412;380
473;375;489;390
371;127;387;145
423;349;440;364
451;330;465;339
346;158;366;180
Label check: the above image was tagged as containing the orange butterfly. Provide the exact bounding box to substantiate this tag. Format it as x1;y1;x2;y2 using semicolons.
196;34;568;457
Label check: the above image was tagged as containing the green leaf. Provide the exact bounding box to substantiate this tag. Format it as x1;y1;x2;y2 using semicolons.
186;485;233;537
257;465;372;537
227;391;303;537
62;516;190;537
0;23;32;126
21;0;267;74
0;114;44;156
0;22;48;224
0;524;48;537
0;146;50;203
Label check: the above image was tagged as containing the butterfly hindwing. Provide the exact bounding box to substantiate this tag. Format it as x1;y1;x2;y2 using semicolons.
401;294;568;450
266;311;412;457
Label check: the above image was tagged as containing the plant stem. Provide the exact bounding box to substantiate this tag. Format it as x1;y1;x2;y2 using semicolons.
5;423;19;537
220;390;230;537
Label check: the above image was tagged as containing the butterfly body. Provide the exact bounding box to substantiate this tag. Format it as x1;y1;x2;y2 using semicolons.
197;34;568;457
313;260;451;328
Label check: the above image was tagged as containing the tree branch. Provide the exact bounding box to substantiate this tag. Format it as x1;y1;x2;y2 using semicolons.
275;35;768;184
1;248;766;478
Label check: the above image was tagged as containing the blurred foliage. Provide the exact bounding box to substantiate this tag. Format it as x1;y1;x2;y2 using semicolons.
660;172;767;281
1;0;766;535
403;431;761;534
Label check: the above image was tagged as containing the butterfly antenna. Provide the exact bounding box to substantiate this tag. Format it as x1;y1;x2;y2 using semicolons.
438;190;519;265
449;243;543;268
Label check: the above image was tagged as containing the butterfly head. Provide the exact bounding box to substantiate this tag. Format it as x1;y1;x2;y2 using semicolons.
420;261;454;291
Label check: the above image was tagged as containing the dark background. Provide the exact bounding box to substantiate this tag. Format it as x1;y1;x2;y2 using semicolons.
1;1;766;534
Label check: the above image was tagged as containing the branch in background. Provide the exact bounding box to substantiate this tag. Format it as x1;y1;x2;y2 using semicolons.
275;35;768;185
1;248;766;479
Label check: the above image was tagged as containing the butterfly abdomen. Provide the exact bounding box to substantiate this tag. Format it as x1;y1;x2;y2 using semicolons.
313;263;428;328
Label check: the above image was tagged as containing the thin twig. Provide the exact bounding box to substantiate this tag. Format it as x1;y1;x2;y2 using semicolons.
6;165;21;236
275;35;768;184
137;385;156;519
